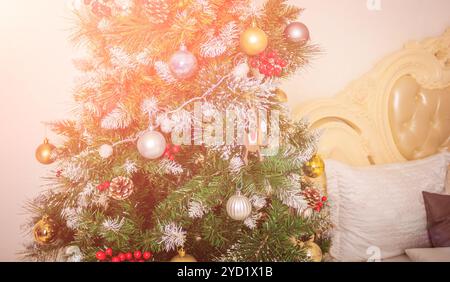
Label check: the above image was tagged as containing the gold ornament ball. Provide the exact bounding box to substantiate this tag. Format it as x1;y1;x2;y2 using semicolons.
303;154;325;178
170;248;197;262
33;215;55;245
274;88;288;103
35;138;56;165
304;241;323;262
240;27;268;56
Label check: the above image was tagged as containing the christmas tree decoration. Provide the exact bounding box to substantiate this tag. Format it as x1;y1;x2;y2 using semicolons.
137;130;167;160
33;215;55;245
96;250;107;261
284;22;310;44
98;144;113;159
303;238;323;262
274;88;288;103
170;248;197;262
226;191;252;221
169;45;198;79
96;248;153;262
240;25;268;56
303;154;325;178
24;0;331;263
97;181;111;192
249;50;288;77
144;0;170;25
301;186;327;213
35;138;56;165
163;144;181;161
109;176;134;200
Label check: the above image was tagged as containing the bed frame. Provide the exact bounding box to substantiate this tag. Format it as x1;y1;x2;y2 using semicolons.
293;29;450;166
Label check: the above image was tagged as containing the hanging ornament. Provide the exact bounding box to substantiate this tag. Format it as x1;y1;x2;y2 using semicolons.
303;238;323;262
35;138;56;165
273;88;288;103
109;176;134;200
33;215;55;245
226;190;252;221
284;22;310;44
98;144;113;159
170;248;197;262
169;45;198;79
303;154;325;178
240;24;268;56
137;130;167;159
249;50;287;77
144;0;170;25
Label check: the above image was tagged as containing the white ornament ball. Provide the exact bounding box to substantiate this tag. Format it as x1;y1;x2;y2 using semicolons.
226;191;252;221
98;144;114;159
232;63;250;80
137;130;167;159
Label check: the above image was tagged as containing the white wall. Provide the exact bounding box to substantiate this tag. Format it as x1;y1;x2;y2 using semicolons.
0;0;449;261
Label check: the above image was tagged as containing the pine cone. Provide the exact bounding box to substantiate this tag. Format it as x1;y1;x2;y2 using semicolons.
144;0;170;25
109;176;134;200
301;187;321;208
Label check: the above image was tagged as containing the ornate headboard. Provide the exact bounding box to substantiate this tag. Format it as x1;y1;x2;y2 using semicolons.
293;29;450;166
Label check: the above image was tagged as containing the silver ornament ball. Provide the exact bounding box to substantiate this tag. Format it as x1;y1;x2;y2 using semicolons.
169;46;198;79
98;144;114;159
226;191;252;221
284;22;310;44
137;130;167;159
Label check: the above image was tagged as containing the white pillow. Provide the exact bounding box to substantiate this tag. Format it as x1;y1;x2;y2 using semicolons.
325;152;450;262
405;248;450;262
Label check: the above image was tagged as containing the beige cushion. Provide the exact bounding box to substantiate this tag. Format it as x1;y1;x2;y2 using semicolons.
406;248;450;262
325;152;450;262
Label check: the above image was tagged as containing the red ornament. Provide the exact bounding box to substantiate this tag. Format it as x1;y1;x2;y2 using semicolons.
125;252;133;261
251;50;287;78
134;250;142;260
118;253;126;262
171;145;181;154
163;144;181;160
105;247;113;257
322;196;328;202
96;251;106;261
111;257;121;263
97;181;111;192
143;251;152;260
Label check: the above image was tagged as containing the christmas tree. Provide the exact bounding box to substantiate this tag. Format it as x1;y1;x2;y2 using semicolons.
25;0;331;262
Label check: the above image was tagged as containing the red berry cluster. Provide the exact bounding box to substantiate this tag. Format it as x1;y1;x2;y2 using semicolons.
249;50;288;77
96;248;153;262
84;0;112;18
97;181;111;192
314;196;328;212
56;169;63;178
163;144;181;161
